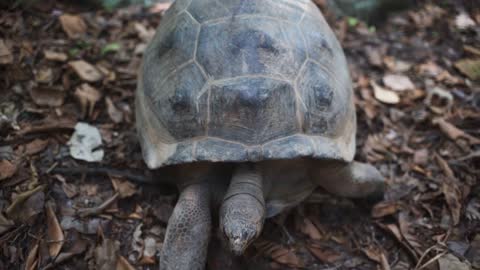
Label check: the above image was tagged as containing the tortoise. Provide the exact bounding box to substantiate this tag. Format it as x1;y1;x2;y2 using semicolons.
135;0;385;269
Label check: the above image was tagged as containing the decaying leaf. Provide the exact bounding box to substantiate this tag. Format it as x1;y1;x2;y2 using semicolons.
22;139;49;156
372;201;400;218
433;118;480;144
0;159;17;180
134;22;155;42
59;14;87;39
111;178;137;199
67;122;104;162
362;246;391;270
0;39;13;64
106;97;124;124
371;81;400;104
29;87;66;107
255;240;304;268
46;203;65;257
25;243;39;270
69;60;103;82
44;50;68;62
300;217;323;240
74;83;102;118
383;74;415;91
307;243;342;264
455;59;480;80
6;185;45;221
425;87;454;114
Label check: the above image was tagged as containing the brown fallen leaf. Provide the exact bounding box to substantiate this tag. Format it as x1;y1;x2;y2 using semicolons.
255;240;304;268
42;239;88;270
371;81;400;104
455;59;480;80
111;178;137;199
372;201;400;218
0;159;17;180
106;97;124;124
362;245;391;270
425;87;453;114
0;39;13;64
299;217;323;240
117;256;136;270
69;60;103;82
46;203;64;257
35;67;53;83
74;83;102;118
433;118;480;144
29;87;66;107
6;185;45;222
134;22;155;42
44;50;68;62
25;243;39;270
398;212;422;255
307;243;342;264
384;57;412;72
22;139;49;156
59;14;87;39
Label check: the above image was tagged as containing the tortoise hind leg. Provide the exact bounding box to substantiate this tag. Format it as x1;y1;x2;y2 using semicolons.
160;181;211;270
311;161;385;199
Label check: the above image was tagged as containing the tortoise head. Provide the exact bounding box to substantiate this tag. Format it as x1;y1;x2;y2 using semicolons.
220;203;264;256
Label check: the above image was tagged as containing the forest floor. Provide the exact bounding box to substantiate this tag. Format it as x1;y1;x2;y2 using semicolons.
0;0;479;269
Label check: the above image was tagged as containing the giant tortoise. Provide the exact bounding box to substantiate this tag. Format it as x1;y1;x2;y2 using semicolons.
135;0;385;269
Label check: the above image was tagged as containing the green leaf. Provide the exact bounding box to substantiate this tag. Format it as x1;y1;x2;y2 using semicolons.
347;17;359;27
101;43;121;55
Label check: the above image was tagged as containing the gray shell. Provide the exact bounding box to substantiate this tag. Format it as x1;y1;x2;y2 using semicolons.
136;0;356;169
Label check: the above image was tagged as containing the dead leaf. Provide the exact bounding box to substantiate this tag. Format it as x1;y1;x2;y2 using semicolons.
433;118;480;144
365;46;383;67
0;159;17;180
29;87;66;107
35;67;53;83
425;87;454;114
111;178;137;199
23;139;49;156
42;239;88;270
117;256;136;270
384;57;412;72
69;60;103;82
255;240;304;268
307;243;342;263
362;246;391;270
44;50;68;62
442;182;462;226
455;13;476;30
413;149;429;165
383;74;415;91
6;185;45;222
68;122;104;162
0;39;13;64
134;23;155;42
300;217;323;240
46;204;64;257
74;83;102;118
95;238;120;270
106;97;123;124
438;254;471;270
59;14;87;39
372;201;400;218
25;243;39;270
398;212;422;255
455;59;480;80
371;81;400;104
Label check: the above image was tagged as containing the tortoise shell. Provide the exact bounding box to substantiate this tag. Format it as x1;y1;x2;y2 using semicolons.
136;0;356;169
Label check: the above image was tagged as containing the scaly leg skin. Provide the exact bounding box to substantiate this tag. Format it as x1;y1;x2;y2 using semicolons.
160;182;211;270
220;163;266;256
311;161;385;200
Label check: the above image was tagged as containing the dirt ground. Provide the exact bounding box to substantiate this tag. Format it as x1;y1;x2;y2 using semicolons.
0;1;479;269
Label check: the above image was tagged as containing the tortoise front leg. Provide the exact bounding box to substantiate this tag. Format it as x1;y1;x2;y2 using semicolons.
160;181;211;270
311;161;385;199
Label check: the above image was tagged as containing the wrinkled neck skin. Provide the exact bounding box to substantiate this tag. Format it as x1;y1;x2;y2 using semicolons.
220;163;266;256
